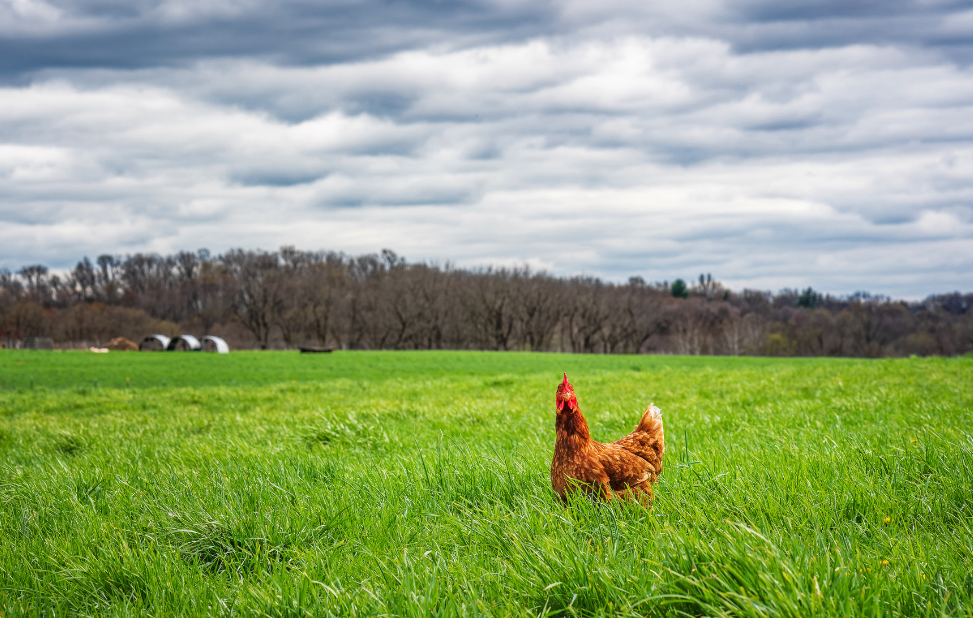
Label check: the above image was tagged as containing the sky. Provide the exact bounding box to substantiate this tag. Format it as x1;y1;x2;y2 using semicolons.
2;0;973;299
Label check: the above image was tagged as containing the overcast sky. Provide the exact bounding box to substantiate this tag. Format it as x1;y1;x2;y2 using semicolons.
2;0;973;298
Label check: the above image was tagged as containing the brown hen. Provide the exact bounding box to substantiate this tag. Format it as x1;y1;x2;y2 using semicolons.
550;373;664;503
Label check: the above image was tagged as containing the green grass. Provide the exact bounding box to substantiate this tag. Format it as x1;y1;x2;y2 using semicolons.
0;349;819;391
1;351;971;617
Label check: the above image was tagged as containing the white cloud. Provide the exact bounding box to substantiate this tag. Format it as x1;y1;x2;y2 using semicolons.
2;0;61;22
2;24;973;298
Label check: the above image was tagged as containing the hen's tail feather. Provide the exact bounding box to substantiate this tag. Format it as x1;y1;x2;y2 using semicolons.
636;403;665;475
637;403;664;436
611;402;665;477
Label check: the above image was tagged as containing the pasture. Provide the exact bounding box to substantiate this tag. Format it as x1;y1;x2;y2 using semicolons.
1;350;971;617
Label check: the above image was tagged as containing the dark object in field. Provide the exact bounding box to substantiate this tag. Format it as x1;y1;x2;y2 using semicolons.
300;346;334;353
22;337;54;350
139;334;171;351
106;337;138;351
551;373;664;504
167;335;201;351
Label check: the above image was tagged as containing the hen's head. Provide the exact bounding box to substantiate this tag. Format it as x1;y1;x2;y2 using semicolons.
555;373;578;413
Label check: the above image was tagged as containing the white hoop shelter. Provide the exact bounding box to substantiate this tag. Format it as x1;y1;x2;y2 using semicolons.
201;336;229;353
167;335;201;351
139;334;171;351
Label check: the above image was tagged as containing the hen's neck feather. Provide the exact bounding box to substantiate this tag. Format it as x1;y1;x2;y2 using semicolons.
556;407;590;442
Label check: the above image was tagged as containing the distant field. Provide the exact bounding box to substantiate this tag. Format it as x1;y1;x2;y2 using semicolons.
0;349;825;390
1;351;971;616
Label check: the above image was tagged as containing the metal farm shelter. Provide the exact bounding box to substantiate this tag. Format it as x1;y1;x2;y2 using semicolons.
139;335;171;351
167;335;201;351
201;336;229;353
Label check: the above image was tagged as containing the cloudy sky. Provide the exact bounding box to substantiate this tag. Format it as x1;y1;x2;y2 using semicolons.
2;0;973;298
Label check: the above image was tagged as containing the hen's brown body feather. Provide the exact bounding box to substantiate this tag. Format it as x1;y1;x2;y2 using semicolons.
550;376;664;503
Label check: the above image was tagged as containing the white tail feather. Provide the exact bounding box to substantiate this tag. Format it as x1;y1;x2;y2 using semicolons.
637;403;663;434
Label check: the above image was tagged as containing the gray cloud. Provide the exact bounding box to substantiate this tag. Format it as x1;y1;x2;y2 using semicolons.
1;1;973;298
0;0;559;77
4;1;973;79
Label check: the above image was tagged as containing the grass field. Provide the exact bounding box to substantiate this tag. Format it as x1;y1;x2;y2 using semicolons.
1;350;971;617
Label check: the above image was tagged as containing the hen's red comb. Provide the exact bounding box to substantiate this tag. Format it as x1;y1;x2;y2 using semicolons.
562;372;569;386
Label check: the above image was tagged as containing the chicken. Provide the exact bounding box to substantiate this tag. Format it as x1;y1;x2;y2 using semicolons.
550;373;664;503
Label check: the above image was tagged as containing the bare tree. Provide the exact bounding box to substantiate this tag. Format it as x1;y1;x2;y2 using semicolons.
122;253;161;296
304;256;351;348
17;265;50;304
4;246;972;357
836;298;912;357
603;281;668;354
96;255;123;303
720;312;766;355
562;277;608;353
222;249;282;349
517;271;564;352
462;268;519;350
68;258;97;303
411;265;455;349
668;298;735;355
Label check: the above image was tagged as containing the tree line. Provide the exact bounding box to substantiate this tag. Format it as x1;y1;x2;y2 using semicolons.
1;247;971;357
